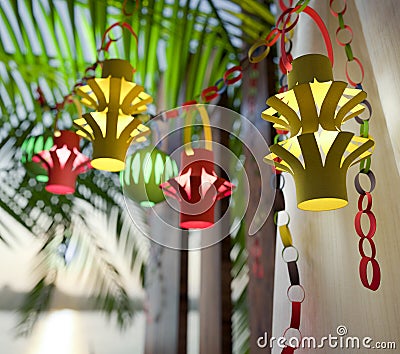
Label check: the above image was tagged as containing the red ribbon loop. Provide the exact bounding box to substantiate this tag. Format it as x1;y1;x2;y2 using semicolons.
359;257;381;291
224;66;243;86
99;22;139;57
280;6;334;72
359;237;376;259
201;86;219;102
354;210;377;239
357;192;373;211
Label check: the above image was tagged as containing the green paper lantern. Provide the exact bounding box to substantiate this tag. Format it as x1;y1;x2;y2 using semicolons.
21;134;54;182
121;146;179;207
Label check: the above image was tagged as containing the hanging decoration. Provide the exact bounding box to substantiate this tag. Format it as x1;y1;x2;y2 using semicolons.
160;106;234;229
21;133;54;182
271;115;303;354
248;1;374;211
263;54;374;211
74;58;152;172
270;87;304;353
30;92;91;195
244;0;381;352
33;130;91;195
121;146;179;207
329;0;380;290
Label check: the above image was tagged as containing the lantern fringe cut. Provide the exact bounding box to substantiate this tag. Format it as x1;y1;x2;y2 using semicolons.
33;130;91;195
121;145;179;207
74;59;152;172
160;106;235;229
263;54;374;211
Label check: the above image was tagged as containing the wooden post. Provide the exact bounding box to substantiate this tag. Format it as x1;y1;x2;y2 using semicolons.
199;235;222;354
144;206;181;354
219;128;233;354
178;232;188;354
241;53;279;353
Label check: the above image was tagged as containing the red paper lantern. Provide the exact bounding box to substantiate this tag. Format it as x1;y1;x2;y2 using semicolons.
160;148;234;229
33;130;91;194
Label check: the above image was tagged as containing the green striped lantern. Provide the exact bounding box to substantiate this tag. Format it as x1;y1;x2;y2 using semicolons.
121;146;179;207
21;134;54;182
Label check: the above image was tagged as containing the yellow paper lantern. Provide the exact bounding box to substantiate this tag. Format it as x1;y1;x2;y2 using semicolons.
265;131;374;210
262;54;367;135
74;59;152;172
263;54;374;211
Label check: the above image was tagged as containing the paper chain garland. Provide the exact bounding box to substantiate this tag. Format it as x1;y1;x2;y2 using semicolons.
278;17;301;353
330;0;380;291
269;20;304;348
272;133;303;354
278;217;304;354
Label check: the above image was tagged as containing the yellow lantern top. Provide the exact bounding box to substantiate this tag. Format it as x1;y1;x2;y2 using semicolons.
262;54;367;136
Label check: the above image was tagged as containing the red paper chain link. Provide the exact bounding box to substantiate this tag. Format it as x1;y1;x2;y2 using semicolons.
158;64;246;118
279;5;333;71
248;2;331;69
98;21;139;68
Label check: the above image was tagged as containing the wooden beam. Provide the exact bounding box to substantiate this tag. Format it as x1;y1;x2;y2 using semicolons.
241;54;280;353
177;233;189;354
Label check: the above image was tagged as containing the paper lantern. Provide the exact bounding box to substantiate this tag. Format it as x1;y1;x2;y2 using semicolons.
74;59;152;172
33;130;91;194
121;146;179;207
266;131;373;210
263;54;374;211
21;134;54;182
160;148;234;229
262;54;367;135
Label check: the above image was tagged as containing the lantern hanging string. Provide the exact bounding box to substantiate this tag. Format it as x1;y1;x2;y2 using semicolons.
183;104;213;156
98;21;139;65
330;0;381;291
248;1;333;69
